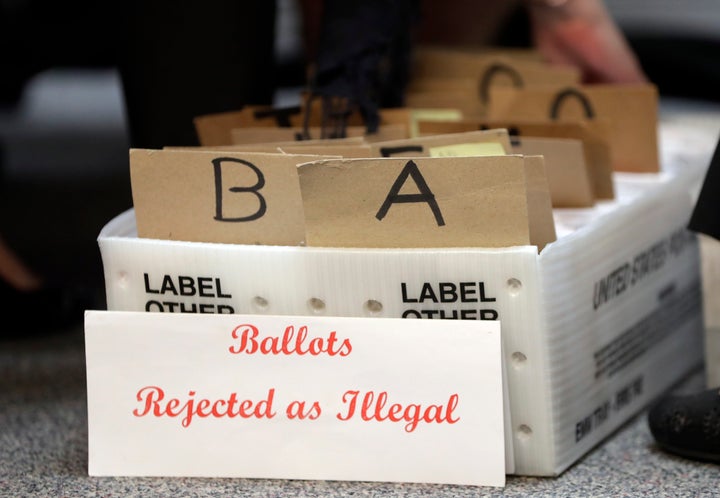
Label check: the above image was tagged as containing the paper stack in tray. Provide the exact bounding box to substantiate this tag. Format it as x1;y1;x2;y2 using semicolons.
97;46;706;476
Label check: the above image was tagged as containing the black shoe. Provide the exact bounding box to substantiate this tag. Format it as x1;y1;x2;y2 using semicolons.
647;387;720;463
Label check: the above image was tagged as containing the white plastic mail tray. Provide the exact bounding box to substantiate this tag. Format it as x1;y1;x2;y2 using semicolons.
97;162;705;476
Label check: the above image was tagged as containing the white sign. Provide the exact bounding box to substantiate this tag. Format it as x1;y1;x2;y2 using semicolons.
84;311;506;487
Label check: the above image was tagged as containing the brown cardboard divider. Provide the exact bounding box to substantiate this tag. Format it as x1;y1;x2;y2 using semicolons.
297;155;555;251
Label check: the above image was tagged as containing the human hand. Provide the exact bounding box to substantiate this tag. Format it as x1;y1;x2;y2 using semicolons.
525;0;648;84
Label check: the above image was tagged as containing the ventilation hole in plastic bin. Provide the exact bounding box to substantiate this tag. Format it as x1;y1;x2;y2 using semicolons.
517;424;533;441
364;299;383;315
252;296;269;311
118;271;129;289
511;351;527;368
507;278;522;296
308;297;326;314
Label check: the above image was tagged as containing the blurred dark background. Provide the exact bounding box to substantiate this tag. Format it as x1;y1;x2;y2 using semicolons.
1;0;719;309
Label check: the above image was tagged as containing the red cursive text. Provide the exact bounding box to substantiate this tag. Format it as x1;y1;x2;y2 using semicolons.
228;324;352;357
132;386;276;427
336;390;460;432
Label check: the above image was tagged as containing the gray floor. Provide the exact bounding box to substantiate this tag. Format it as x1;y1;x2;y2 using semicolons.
3;67;720;495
